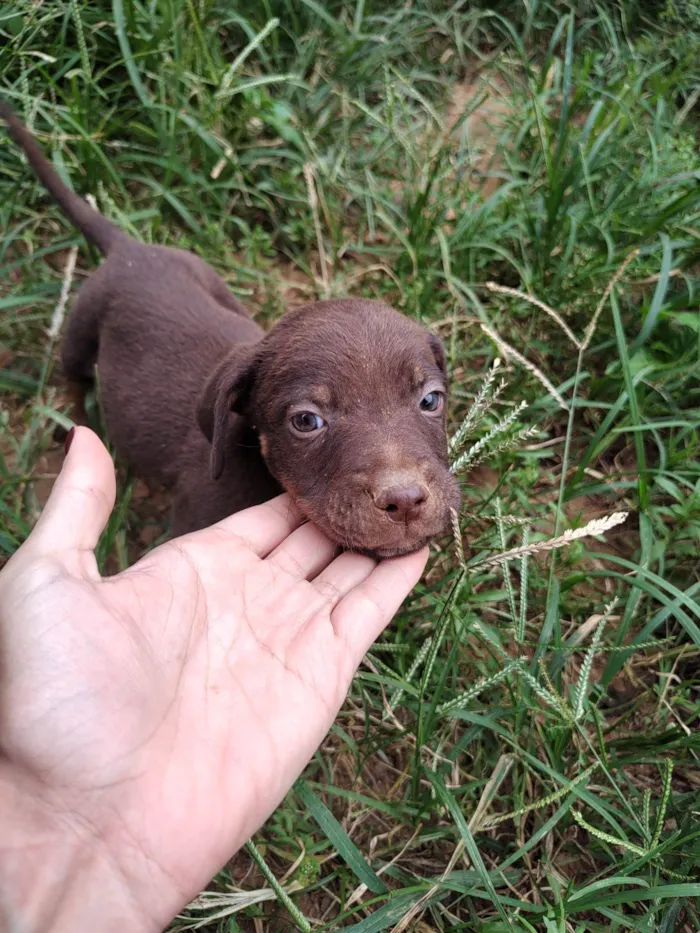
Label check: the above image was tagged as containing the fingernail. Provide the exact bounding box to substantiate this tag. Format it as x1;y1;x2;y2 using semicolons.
64;426;76;455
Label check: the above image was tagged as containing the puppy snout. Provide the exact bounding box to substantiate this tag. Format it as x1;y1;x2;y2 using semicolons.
373;482;429;523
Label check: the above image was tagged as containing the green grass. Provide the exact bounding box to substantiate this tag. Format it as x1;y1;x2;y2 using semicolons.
2;0;700;929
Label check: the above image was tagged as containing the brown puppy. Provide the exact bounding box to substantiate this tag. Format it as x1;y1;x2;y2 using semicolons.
198;299;460;556
2;101;459;555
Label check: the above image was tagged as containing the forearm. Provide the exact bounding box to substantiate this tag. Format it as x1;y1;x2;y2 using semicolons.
0;766;153;933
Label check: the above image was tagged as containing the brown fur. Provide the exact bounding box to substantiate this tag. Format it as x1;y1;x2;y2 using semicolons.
2;100;459;555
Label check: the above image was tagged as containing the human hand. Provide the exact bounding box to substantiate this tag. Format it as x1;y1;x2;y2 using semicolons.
0;427;427;933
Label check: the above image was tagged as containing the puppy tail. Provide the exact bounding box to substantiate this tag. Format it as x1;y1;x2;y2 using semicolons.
0;99;123;256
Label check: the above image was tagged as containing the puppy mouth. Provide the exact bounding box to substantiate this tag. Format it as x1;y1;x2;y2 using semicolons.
350;539;433;559
295;504;449;560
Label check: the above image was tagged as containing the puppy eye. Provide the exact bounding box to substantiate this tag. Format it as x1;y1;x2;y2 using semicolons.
420;391;444;413
290;411;325;434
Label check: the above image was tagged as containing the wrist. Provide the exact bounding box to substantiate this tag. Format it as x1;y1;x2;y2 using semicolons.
0;765;155;933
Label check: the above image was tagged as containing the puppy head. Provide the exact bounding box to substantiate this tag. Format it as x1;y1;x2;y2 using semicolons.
198;299;460;557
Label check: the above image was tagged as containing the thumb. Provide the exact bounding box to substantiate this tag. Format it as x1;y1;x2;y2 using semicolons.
30;427;117;558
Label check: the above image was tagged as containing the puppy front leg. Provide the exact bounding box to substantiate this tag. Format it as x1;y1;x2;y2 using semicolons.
52;380;90;445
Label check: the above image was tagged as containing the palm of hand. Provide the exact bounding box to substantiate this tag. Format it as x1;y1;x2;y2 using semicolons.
0;428;426;924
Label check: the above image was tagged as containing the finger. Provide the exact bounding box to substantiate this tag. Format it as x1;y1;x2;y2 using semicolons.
266;521;339;580
311;551;377;608
332;547;429;661
30;427;116;557
211;494;305;557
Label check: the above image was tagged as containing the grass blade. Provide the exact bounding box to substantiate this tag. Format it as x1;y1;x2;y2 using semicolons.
629;234;673;356
429;772;514;929
295;781;387;894
112;0;153;108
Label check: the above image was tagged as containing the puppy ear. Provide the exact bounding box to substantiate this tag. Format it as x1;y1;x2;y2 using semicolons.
428;334;447;375
197;343;261;481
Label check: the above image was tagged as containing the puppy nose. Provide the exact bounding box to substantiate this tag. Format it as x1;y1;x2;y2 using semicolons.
374;484;428;523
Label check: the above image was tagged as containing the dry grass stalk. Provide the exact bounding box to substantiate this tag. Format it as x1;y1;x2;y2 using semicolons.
181;881;303;929
471;511;629;569
303;162;331;297
485;281;581;349
47;245;78;340
581;250;639;351
391;753;515;932
480;322;569;411
345;825;423;910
